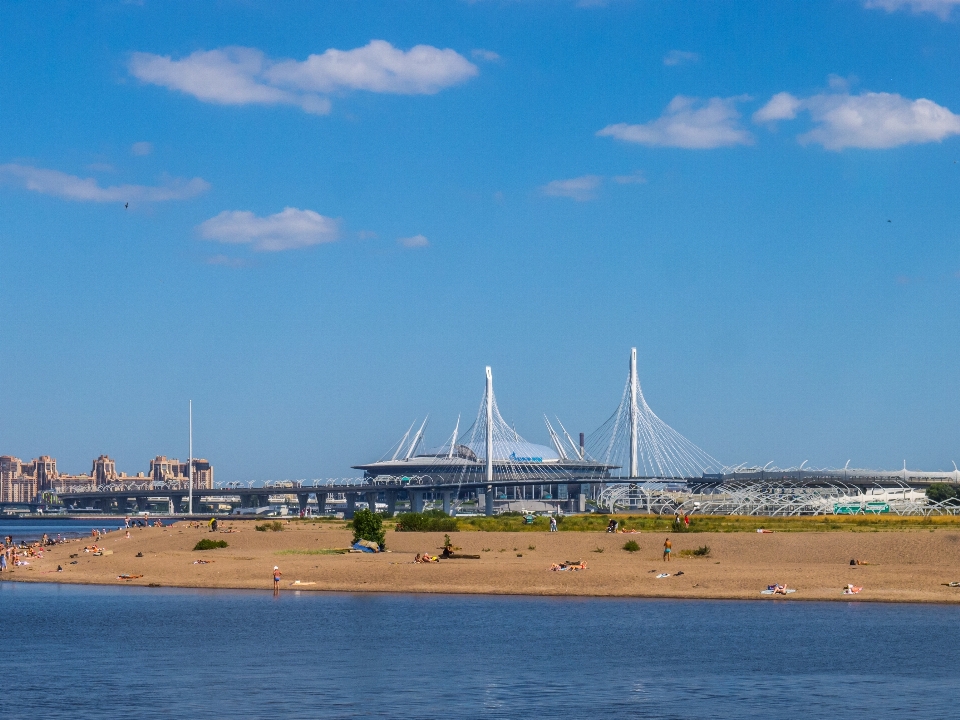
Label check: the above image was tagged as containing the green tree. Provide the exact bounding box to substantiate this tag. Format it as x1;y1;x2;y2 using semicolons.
351;508;386;548
926;483;959;504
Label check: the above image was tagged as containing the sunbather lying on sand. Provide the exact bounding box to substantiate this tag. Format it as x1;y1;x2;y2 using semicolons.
550;561;587;571
850;559;872;565
761;583;795;595
842;584;863;594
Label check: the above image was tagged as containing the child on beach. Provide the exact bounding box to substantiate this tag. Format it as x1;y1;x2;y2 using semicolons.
663;538;672;561
273;566;282;593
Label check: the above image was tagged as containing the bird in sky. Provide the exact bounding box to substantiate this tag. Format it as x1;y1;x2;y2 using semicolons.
124;202;129;209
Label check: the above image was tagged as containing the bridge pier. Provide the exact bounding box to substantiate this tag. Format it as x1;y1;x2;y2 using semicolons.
315;493;327;515
442;491;452;516
297;493;309;516
365;491;379;514
136;496;149;513
485;485;494;516
344;493;357;520
170;495;185;514
410;490;425;514
384;491;396;516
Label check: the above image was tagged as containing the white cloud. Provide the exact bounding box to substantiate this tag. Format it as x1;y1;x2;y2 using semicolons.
754;90;960;149
864;0;960;19
131;41;477;113
753;92;802;122
612;171;647;184
0;163;209;202
597;96;753;149
541;175;602;201
397;233;430;248
131;141;153;156
471;48;501;62
198;207;341;252
663;50;699;67
129;47;330;114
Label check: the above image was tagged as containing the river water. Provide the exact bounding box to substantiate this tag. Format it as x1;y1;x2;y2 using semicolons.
0;583;957;719
0;518;127;543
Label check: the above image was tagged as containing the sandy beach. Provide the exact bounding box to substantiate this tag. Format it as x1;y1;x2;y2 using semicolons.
4;519;960;603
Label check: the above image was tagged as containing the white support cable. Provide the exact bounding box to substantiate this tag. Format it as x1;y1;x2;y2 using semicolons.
555;417;583;460
447;415;460;458
391;420;417;462
404;416;429;460
543;416;568;461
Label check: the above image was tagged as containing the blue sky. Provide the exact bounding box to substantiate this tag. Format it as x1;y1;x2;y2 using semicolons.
3;0;960;479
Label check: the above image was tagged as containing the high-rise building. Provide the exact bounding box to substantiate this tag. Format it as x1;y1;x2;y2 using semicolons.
35;455;57;490
0;455;38;503
91;455;117;483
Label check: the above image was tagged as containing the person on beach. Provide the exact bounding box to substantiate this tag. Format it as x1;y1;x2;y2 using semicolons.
663;538;672;561
273;566;282;594
550;515;558;532
0;553;6;572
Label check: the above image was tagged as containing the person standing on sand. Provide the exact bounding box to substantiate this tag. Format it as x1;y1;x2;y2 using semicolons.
663;538;672;561
550;515;557;532
273;566;282;594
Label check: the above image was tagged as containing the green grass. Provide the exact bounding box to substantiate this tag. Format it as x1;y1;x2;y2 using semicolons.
275;548;348;556
448;513;960;533
679;545;711;557
255;521;284;532
193;539;228;550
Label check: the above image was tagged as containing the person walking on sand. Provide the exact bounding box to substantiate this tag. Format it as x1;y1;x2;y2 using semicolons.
663;538;672;562
550;515;558;532
273;565;282;594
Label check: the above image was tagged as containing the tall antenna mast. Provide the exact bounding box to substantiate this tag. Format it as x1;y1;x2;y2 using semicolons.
629;348;638;479
188;400;193;515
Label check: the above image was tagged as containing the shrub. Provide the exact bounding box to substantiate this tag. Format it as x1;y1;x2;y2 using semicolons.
926;483;960;504
193;539;228;551
693;545;711;556
351;508;386;548
394;510;458;533
255;521;284;532
622;540;640;552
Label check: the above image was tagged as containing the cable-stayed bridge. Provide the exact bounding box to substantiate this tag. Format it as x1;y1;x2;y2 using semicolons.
52;348;960;516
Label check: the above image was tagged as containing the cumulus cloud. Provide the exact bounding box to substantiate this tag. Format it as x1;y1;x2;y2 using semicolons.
131;141;153;156
754;90;960;149
130;41;478;113
612;171;647;184
397;233;430;248
863;0;960;18
198;207;341;252
0;163;208;202
752;92;802;122
597;96;753;149
663;50;699;67
471;48;501;62
541;175;602;201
